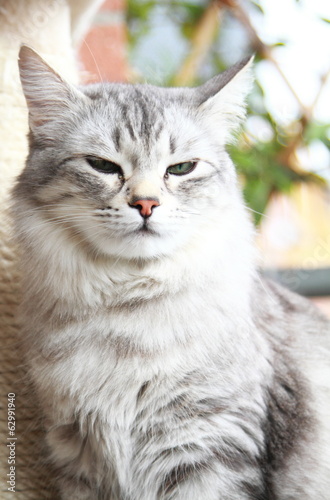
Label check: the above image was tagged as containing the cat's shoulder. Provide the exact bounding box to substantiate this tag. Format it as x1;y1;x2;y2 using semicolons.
252;274;330;344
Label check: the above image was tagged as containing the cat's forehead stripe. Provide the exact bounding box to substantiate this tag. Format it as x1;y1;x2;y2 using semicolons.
85;84;183;154
169;135;177;155
113;127;121;152
119;103;136;141
154;123;164;142
111;87;168;152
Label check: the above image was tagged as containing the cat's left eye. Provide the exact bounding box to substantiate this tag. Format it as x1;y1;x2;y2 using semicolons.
86;157;123;177
166;161;197;176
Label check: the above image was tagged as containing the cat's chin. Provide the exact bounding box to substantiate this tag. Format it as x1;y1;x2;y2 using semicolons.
95;231;187;261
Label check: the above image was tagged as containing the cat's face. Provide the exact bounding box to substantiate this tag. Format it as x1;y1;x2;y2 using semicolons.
15;47;252;261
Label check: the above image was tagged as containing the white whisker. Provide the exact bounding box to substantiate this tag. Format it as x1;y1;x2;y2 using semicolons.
245;206;269;220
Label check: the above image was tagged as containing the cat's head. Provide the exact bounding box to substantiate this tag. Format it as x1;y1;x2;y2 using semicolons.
14;46;253;261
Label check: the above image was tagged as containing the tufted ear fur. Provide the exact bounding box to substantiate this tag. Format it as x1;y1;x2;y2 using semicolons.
18;45;86;133
195;57;254;144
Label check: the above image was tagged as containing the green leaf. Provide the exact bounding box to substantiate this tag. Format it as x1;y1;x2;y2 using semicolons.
271;41;286;47
304;123;330;148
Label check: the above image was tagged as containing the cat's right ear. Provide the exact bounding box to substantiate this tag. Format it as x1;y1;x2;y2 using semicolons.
194;57;254;144
18;45;85;131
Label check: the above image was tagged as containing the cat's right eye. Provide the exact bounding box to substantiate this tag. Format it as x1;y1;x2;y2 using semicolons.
86;157;123;177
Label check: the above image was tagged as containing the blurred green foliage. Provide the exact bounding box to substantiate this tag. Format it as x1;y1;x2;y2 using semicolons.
126;0;329;225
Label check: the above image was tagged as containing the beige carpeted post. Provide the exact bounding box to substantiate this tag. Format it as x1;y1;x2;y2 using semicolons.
0;0;101;497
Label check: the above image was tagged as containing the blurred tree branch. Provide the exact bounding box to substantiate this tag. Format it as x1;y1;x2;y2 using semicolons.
171;1;222;86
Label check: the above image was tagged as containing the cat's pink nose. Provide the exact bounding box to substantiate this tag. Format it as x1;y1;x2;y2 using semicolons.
129;197;160;218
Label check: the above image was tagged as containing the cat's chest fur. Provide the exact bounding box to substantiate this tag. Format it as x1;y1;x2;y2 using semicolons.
35;291;271;495
34;289;270;408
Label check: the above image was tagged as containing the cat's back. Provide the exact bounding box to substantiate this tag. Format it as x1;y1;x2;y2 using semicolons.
253;276;330;402
253;277;330;499
253;276;330;354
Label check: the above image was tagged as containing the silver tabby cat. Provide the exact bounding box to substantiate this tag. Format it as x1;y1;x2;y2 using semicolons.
12;46;330;499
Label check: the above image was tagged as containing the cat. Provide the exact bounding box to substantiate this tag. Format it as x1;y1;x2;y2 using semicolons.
12;45;330;500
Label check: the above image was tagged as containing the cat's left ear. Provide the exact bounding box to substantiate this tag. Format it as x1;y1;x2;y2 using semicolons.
195;57;254;144
18;45;86;132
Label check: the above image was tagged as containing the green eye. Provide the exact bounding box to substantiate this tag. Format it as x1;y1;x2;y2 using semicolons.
86;157;123;177
166;161;197;176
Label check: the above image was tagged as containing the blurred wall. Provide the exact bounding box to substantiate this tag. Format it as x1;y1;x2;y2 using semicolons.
78;0;128;83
